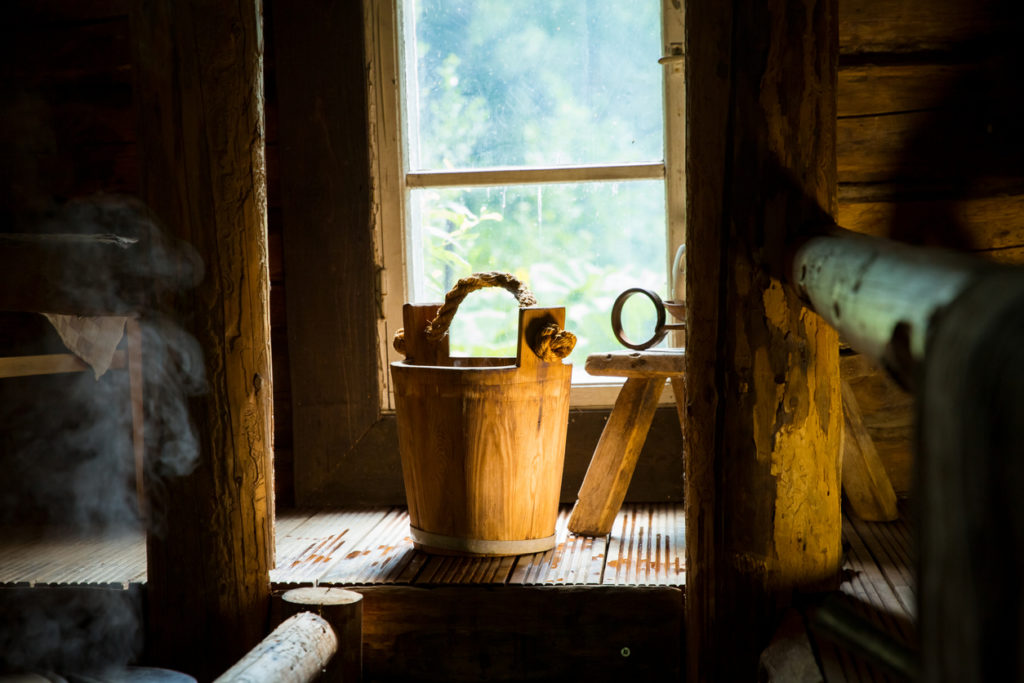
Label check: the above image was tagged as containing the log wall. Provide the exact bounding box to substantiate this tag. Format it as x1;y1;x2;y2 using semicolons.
2;0;1022;504
836;0;1024;495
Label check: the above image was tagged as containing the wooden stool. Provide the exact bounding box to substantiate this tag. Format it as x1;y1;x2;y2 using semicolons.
568;350;685;537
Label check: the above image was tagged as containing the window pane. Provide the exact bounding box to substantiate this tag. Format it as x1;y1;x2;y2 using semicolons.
404;0;664;171
410;180;668;381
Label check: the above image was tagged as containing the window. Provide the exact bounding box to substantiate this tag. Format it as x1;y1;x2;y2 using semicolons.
368;0;684;407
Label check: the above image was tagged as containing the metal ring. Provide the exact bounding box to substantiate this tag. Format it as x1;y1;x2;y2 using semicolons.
611;288;668;350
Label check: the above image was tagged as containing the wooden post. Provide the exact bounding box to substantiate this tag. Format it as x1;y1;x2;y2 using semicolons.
684;0;842;679
215;612;338;683
282;587;363;682
131;1;274;678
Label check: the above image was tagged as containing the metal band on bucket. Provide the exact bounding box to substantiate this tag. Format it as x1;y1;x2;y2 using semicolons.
410;526;556;556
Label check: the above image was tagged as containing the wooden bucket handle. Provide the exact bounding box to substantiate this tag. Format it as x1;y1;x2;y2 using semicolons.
393;272;576;365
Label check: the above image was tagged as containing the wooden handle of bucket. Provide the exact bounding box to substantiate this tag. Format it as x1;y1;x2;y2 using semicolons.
396;272;576;365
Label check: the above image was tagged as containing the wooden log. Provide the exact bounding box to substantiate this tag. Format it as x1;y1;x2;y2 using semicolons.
131;1;273;678
840;380;899;522
583;349;685;379
568;376;665;537
684;0;843;679
214;612;338;683
282;587;363;682
792;227;990;385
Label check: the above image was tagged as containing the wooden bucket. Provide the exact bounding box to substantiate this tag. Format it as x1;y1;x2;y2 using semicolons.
390;276;574;556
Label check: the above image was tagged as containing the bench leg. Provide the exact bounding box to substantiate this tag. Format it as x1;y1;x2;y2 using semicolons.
568;377;665;536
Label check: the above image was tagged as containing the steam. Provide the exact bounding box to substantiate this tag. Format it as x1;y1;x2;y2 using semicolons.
0;194;206;676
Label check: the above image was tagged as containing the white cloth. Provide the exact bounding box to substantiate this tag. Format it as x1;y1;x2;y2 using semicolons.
43;313;129;379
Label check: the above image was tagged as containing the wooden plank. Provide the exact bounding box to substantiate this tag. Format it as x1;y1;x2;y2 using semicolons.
568;377;665;536
603;504;685;587
838;63;972;118
838;111;936;184
270;508;391;586
0;351;126;378
351;585;683;681
272;0;381;507
848;517;915;618
318;508;411;585
841;381;899;521
838;192;1024;252
838;0;1000;56
839;354;915;495
842;522;915;644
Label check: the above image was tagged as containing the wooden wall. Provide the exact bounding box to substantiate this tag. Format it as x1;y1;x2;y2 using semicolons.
836;0;1024;494
3;0;1022;505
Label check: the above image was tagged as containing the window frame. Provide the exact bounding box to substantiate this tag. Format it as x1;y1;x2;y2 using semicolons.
366;0;685;409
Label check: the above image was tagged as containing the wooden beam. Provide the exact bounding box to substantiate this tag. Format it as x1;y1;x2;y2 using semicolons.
131;1;273;678
684;0;842;679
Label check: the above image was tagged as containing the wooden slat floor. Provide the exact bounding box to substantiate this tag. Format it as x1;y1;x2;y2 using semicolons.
811;505;917;682
0;503;686;589
270;502;686;587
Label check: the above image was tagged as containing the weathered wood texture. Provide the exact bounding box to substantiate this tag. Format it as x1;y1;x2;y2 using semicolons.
131;1;273;678
271;1;381;507
392;306;571;555
569;377;664;537
684;1;842;680
214;612;337;683
841;380;898;521
918;272;1024;682
343;585;682;682
840;354;914;495
804;504;916;682
281;587;362;683
569;351;685;537
835;0;1024;495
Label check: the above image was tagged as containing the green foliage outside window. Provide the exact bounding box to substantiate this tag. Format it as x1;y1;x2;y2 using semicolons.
405;0;668;363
